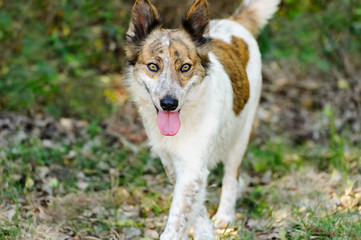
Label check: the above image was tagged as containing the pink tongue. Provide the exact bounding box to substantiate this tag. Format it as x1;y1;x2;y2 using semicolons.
157;111;181;136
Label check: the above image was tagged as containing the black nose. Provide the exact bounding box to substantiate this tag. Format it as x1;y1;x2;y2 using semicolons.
160;97;178;111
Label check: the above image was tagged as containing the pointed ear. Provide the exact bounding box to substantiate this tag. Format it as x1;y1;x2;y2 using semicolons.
182;0;210;46
126;0;162;45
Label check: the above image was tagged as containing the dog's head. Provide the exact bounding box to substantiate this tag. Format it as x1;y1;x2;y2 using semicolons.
125;0;210;136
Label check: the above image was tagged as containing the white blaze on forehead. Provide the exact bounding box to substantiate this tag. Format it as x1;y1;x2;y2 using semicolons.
165;35;171;48
154;34;173;95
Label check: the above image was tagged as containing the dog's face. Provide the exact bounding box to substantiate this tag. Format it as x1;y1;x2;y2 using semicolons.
131;29;208;111
125;0;210;135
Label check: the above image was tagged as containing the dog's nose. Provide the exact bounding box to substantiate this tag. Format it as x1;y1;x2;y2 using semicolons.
160;97;178;111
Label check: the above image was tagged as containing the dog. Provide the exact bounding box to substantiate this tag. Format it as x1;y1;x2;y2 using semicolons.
124;0;279;239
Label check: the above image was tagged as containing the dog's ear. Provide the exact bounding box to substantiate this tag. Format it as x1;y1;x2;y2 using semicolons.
182;0;210;46
126;0;161;45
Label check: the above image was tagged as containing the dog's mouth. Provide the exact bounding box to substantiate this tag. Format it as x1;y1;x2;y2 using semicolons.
155;107;181;136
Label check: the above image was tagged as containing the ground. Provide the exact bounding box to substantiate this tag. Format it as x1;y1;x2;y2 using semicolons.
0;107;360;239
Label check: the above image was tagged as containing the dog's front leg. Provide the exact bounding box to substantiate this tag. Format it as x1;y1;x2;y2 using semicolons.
160;166;209;240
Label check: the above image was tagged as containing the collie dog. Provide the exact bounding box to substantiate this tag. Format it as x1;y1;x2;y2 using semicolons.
125;0;279;239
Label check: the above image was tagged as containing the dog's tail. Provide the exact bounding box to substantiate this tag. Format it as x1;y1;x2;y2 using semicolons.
230;0;280;37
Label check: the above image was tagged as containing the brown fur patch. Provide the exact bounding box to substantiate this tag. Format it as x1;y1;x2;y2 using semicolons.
211;36;250;115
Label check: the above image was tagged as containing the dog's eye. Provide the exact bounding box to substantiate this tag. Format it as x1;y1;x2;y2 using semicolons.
180;64;191;73
147;63;159;72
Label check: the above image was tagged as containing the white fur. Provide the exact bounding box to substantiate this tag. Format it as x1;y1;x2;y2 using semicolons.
127;19;264;240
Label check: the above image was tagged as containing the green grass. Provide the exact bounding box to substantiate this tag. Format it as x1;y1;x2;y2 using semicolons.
294;211;361;239
0;225;21;240
0;123;360;239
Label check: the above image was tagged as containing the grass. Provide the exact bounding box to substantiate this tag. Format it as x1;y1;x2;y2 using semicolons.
290;211;361;239
0;120;360;239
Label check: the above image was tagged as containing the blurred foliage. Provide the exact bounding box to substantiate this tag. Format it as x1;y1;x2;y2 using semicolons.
0;0;129;119
0;0;360;118
260;0;361;73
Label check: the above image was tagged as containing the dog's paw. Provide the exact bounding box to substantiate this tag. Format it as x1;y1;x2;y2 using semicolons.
211;212;235;229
